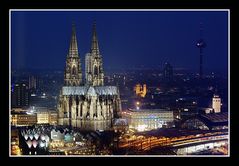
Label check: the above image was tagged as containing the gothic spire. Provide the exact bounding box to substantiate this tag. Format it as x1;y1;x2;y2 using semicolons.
91;21;100;55
68;22;79;57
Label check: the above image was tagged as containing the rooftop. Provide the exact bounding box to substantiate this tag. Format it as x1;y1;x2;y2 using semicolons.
128;108;171;113
201;112;228;123
62;86;119;96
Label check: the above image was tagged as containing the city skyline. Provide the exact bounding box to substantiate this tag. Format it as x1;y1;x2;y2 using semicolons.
10;10;229;156
11;10;228;73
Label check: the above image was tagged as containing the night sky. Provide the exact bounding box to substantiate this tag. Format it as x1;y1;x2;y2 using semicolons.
11;10;228;72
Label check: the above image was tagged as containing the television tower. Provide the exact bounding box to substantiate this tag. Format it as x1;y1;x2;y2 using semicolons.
196;23;206;79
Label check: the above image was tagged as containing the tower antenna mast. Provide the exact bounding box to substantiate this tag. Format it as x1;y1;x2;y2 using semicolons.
196;22;206;79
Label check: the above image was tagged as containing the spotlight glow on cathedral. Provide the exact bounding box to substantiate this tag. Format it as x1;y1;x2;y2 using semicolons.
57;22;122;130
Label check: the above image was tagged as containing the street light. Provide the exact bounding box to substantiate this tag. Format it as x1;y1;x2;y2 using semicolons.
136;101;140;110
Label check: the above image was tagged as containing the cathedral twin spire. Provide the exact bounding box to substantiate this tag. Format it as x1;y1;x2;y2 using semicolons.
68;23;79;57
91;21;100;56
68;22;100;57
64;22;82;86
64;22;104;86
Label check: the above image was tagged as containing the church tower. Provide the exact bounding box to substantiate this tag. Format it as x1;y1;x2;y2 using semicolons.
212;94;221;113
64;23;82;86
58;22;121;130
85;22;104;86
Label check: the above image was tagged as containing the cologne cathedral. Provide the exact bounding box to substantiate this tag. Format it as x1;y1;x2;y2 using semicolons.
57;22;121;130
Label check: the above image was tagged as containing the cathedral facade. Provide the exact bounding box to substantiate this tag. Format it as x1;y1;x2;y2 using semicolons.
57;23;121;130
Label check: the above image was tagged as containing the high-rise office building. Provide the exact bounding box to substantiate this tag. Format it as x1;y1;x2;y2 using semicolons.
29;75;37;90
163;62;173;81
11;83;30;108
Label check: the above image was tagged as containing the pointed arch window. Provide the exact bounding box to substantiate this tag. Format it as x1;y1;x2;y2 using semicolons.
94;66;98;75
72;66;76;75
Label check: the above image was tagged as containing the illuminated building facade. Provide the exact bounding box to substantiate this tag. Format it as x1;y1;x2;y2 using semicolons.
134;83;147;97
58;23;121;130
49;112;58;125
122;109;174;131
11;129;21;155
20;127;50;155
36;111;58;125
11;107;58;126
37;112;49;124
64;23;83;86
212;95;221;113
11;114;37;126
85;22;104;86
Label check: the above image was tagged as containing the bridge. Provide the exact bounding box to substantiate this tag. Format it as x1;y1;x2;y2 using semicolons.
173;138;228;155
118;129;228;155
